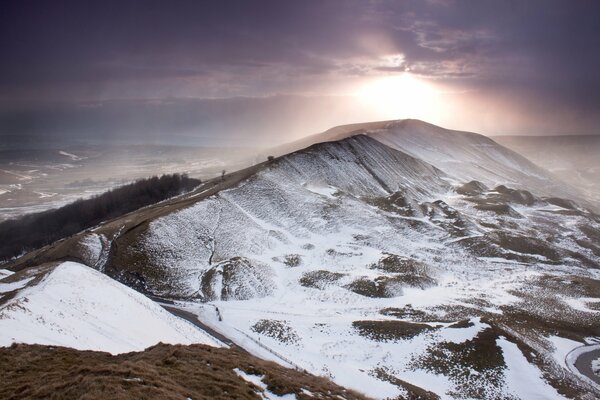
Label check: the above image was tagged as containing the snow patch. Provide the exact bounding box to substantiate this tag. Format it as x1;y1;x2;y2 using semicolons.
304;183;338;199
592;358;600;377
498;337;565;399
562;296;600;313
0;269;14;279
0;276;34;293
78;233;105;266
58;151;85;161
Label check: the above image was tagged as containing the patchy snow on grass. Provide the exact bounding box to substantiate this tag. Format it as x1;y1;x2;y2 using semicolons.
84;133;599;398
561;296;600;313
78;232;105;267
182;292;514;399
233;368;297;399
0;262;221;354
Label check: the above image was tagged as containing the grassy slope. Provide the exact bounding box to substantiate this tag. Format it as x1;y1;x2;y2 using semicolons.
0;343;370;400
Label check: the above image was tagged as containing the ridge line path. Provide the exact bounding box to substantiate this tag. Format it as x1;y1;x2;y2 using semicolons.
565;343;600;388
158;301;306;371
160;304;237;348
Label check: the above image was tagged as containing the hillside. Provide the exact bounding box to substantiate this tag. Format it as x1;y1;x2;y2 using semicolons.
2;120;600;399
0;262;219;353
0;173;201;261
270;119;586;204
494;134;600;206
0;343;368;400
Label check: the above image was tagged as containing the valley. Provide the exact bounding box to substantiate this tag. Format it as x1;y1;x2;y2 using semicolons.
0;144;255;222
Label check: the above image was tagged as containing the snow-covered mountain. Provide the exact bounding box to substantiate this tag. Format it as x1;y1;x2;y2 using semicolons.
369;120;563;193
273;119;590;206
3;120;600;399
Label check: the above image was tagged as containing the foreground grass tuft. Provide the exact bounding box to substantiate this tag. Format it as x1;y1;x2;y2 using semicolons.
0;343;370;400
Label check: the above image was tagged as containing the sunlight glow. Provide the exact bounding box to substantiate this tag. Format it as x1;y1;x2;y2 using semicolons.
355;73;444;121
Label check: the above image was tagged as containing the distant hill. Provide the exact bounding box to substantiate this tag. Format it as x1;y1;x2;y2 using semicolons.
494;134;600;206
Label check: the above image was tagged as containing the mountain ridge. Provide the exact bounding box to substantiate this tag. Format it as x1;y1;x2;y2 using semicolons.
271;119;591;208
2;120;600;399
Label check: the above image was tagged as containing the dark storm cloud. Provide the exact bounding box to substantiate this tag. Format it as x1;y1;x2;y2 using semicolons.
2;0;599;94
0;1;359;90
1;0;599;134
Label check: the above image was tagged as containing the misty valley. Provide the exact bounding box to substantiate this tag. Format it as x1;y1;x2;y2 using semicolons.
0;144;254;222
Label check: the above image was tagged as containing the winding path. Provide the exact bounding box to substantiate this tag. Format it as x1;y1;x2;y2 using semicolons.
574;347;600;385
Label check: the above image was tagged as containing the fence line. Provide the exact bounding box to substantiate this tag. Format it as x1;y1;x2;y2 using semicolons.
233;328;306;372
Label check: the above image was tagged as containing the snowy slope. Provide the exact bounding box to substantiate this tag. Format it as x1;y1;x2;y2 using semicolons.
104;134;600;399
121;135;453;298
274;119;583;203
0;262;221;354
367;120;574;197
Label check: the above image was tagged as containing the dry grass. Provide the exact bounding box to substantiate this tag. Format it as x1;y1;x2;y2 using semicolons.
411;328;511;400
299;270;346;289
345;273;435;298
352;320;436;342
0;343;370;400
251;319;300;345
371;367;441;400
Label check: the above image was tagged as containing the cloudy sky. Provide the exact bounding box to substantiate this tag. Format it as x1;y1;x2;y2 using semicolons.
1;0;599;145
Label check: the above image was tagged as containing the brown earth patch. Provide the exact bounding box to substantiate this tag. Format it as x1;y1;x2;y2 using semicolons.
372;367;441;400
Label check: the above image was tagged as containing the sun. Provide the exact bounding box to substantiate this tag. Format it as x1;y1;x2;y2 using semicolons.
355;73;442;121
